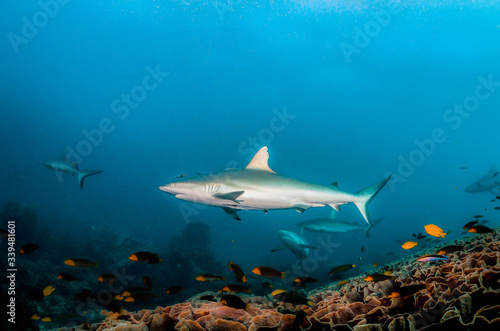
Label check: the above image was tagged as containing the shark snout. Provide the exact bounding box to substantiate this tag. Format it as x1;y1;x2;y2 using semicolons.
159;183;176;194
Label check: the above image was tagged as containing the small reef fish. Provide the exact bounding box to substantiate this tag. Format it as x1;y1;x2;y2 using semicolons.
221;294;247;310
364;273;395;282
252;267;285;278
129;251;161;264
73;289;91;302
0;228;8;239
124;293;158;302
372;263;379;267
383;270;394;276
473;215;483;218
261;281;273;288
57;273;79;281
417;254;449;262
31;315;40;320
43;286;56;296
494;207;500;210
196;274;225;281
361;246;365;252
463;220;479;230
338;280;349;285
98;273;118;284
272;289;314;307
402;241;418;249
20;243;40;254
436;245;464;255
166;285;184;295
388;284;426;298
220;284;251;293
424;224;447;238
122;287;151;297
64;258;97;268
143;276;153;288
468;225;494;234
412;233;427;240
294;277;318;284
328;264;356;275
229;261;247;282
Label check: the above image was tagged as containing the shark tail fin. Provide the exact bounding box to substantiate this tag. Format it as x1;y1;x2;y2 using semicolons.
364;217;384;239
78;169;103;189
354;177;391;226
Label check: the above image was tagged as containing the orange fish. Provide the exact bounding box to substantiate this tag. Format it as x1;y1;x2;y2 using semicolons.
424;224;446;238
402;241;418;249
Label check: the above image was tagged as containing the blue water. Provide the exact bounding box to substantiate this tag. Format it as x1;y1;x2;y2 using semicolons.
1;0;500;327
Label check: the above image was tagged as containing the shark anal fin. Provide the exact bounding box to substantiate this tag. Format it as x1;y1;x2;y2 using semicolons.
214;191;244;202
222;207;241;221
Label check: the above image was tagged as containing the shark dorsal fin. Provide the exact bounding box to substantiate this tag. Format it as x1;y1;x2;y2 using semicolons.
245;146;276;173
329;182;339;189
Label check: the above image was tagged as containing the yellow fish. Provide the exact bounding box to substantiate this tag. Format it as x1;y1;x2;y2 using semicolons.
372;263;379;268
338;280;349;285
424;224;446;238
31;315;40;320
43;286;55;296
383;270;393;276
41;317;52;322
402;241;418;249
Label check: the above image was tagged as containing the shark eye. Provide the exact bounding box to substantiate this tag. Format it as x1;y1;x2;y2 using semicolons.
170;183;176;188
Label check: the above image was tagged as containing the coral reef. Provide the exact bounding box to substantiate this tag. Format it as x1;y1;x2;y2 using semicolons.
69;231;499;330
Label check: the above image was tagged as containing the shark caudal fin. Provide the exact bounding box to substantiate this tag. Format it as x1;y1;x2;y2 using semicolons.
363;218;384;238
354;177;391;226
78;169;103;189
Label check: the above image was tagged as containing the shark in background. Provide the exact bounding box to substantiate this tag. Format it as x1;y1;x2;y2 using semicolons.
44;156;103;189
272;230;317;260
160;146;391;225
297;210;383;238
465;165;500;194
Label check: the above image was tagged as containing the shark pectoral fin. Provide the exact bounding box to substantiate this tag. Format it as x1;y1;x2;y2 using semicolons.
222;207;241;221
293;204;311;213
214;191;245;202
300;244;321;250
245;146;276;173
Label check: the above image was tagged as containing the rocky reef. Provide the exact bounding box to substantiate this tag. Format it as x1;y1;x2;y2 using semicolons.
66;230;499;331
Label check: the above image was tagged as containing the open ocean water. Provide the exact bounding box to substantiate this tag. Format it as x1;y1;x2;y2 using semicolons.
1;1;500;330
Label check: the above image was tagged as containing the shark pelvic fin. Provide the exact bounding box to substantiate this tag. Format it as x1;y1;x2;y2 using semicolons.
245;146;276;173
214;191;244;202
222;207;241;221
329;181;339;189
293;204;311;213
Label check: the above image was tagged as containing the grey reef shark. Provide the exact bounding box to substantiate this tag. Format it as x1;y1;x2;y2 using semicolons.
297;210;383;238
465;165;500;194
160;146;391;224
44;156;103;189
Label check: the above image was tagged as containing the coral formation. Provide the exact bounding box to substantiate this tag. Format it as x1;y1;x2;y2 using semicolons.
69;230;499;330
